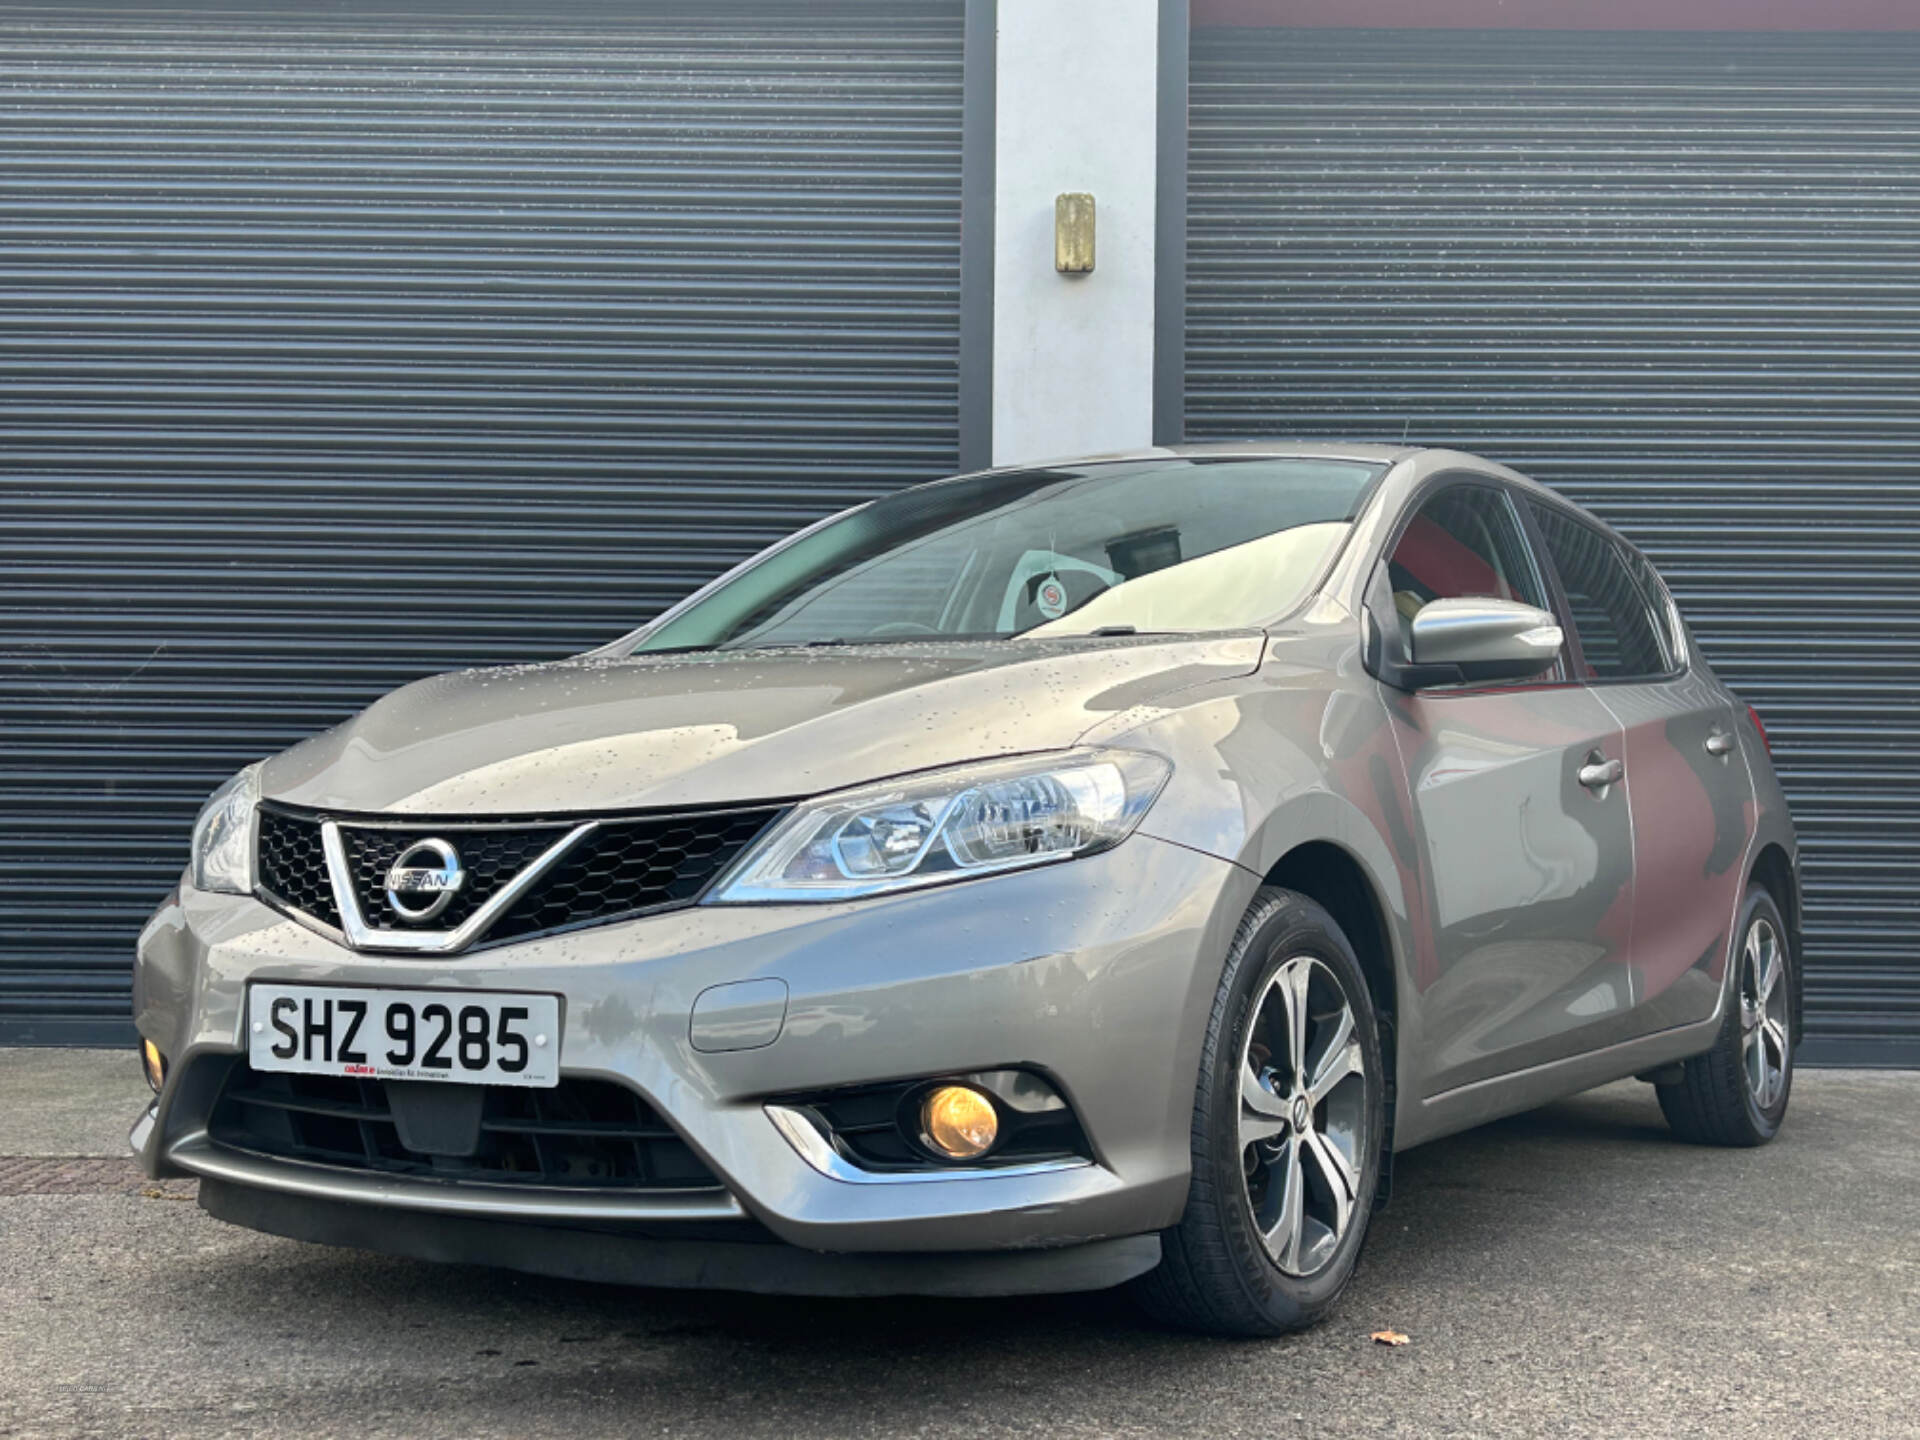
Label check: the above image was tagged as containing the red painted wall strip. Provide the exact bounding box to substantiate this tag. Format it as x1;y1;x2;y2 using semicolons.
1192;0;1920;29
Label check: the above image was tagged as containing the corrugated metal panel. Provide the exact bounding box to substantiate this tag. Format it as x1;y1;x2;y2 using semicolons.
0;1;964;1041
1188;26;1920;1062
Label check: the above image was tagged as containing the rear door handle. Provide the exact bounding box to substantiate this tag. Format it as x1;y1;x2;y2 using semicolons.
1579;757;1624;791
1705;730;1737;756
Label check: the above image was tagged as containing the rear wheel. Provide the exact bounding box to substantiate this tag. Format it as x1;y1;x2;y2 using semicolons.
1657;884;1794;1146
1136;887;1385;1336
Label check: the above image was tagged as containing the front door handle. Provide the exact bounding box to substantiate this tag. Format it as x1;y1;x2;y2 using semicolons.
1579;757;1624;791
1705;730;1737;757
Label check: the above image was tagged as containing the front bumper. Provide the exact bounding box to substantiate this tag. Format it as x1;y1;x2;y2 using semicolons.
132;834;1256;1285
191;1176;1165;1298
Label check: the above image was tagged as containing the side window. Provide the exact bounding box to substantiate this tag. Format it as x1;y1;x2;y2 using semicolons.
1622;545;1686;668
1387;484;1548;644
1528;503;1676;680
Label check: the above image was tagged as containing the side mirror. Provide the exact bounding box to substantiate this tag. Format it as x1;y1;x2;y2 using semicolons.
1407;597;1563;687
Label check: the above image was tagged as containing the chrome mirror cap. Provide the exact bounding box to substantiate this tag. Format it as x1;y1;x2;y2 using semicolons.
1408;597;1563;684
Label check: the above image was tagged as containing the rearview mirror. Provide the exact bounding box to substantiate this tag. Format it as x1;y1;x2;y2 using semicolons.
1406;597;1563;688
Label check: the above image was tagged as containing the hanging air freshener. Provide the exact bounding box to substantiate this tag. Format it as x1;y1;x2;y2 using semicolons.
1034;573;1069;620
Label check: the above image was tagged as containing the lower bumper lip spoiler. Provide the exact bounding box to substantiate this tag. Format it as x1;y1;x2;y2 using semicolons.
160;1130;748;1224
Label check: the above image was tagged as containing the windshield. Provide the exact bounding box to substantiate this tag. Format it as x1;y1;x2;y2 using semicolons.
627;456;1383;653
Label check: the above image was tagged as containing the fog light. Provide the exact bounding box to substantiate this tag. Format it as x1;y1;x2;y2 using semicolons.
140;1038;166;1093
922;1084;998;1160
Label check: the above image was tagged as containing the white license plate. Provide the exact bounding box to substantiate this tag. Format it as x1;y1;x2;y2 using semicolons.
248;983;561;1088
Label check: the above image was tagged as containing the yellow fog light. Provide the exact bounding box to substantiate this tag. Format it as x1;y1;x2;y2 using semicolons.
140;1038;166;1093
922;1084;999;1161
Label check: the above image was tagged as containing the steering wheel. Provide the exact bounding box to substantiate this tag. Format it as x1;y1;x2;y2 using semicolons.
866;621;942;637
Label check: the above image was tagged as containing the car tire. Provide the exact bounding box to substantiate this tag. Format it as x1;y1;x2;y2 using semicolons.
1656;884;1795;1147
1135;886;1386;1337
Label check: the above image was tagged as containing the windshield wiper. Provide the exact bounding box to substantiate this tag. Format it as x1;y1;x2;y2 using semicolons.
676;628;1181;655
732;634;1007;651
724;638;847;653
1014;625;1189;640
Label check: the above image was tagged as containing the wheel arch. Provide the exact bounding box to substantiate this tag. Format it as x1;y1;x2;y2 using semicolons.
1260;835;1403;1188
1747;841;1803;1044
1263;840;1397;1033
1238;791;1414;1027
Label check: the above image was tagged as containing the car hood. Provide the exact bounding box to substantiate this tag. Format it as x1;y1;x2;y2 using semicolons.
258;634;1267;815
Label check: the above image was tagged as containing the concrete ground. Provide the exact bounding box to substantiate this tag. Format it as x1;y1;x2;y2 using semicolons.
1;1053;1915;1440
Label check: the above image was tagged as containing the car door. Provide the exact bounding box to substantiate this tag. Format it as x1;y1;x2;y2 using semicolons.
1372;478;1638;1098
1525;501;1757;1036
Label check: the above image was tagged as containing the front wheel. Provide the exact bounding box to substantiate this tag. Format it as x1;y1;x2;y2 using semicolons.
1135;887;1386;1336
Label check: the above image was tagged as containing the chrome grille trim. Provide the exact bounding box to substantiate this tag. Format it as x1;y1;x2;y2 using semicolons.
320;819;596;955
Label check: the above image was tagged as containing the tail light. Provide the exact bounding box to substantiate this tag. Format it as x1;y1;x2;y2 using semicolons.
1747;704;1771;756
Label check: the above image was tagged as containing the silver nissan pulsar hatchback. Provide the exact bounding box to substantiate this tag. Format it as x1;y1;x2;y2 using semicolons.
132;444;1800;1335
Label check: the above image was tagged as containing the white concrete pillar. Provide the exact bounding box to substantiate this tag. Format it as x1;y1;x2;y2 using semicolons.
990;0;1161;467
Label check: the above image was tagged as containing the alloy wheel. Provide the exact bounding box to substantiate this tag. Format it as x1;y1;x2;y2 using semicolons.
1238;954;1368;1277
1740;916;1790;1110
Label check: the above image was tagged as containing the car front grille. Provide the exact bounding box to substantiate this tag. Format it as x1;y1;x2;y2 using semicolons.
256;806;339;929
253;801;785;949
337;822;573;935
208;1063;725;1192
481;810;784;941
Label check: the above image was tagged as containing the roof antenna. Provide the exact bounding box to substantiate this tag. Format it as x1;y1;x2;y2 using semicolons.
1400;416;1412;444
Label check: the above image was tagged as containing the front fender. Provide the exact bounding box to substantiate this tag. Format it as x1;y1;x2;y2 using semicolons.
1088;679;1424;1107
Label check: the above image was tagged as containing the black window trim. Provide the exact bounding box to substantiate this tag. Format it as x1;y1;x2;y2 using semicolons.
1621;536;1693;680
1512;490;1592;683
1521;493;1690;688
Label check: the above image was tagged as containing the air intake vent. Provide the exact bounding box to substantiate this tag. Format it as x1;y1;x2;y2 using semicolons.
209;1064;723;1192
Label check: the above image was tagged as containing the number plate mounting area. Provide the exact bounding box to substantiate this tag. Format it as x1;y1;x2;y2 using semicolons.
246;983;562;1088
384;1080;486;1156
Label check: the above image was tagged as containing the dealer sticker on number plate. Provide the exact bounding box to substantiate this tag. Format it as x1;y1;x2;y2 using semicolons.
247;983;561;1088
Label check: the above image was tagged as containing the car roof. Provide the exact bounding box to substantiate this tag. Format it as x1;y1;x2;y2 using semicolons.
975;440;1427;470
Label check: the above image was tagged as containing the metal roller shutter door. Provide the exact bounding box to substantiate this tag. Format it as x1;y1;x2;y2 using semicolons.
0;1;964;1042
1188;26;1920;1065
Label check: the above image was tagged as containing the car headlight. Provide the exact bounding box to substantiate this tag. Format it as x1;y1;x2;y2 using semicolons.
708;749;1171;903
189;763;261;895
